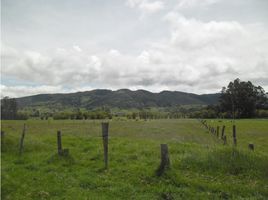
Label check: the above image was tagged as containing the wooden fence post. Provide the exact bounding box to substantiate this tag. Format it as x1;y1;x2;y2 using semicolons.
221;125;225;139
1;130;5;146
216;126;219;138
57;130;62;155
232;125;237;146
1;131;4;150
223;135;227;145
101;122;109;169
161;144;170;167
19;124;26;155
248;143;254;151
156;144;170;176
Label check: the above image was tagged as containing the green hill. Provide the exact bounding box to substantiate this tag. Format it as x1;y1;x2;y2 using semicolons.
15;89;220;110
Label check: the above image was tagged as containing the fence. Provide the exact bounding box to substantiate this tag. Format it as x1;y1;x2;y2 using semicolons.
198;119;254;150
1;119;255;176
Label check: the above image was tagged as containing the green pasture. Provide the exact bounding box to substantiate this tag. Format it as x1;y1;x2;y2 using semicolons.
1;119;268;199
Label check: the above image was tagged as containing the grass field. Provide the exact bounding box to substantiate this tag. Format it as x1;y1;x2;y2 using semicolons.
1;119;268;199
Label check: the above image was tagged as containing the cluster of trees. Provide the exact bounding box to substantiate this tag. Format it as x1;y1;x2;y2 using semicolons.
187;79;268;119
188;106;218;119
126;110;188;120
1;97;28;120
1;97;17;119
219;79;268;118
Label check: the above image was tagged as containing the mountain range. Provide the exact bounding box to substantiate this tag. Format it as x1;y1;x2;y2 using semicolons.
15;89;220;110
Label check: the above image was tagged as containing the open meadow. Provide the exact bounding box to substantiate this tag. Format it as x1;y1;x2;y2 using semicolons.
1;119;268;199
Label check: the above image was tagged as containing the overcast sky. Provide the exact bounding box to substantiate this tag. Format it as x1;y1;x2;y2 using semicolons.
1;0;268;97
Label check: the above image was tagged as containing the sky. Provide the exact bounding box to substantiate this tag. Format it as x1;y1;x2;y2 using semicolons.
1;0;268;97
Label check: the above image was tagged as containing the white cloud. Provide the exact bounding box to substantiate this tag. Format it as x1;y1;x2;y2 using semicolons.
2;0;268;100
139;0;164;13
164;12;247;50
0;85;65;98
175;0;220;9
126;0;164;15
159;12;268;91
73;45;82;52
1;12;268;96
109;49;121;57
0;84;100;98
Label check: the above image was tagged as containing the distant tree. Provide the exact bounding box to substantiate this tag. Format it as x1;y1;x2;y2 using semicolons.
220;78;267;118
31;109;40;117
53;112;70;120
132;112;137;119
17;111;29;120
255;109;268;118
1;96;18;120
139;110;147;119
76;110;84;120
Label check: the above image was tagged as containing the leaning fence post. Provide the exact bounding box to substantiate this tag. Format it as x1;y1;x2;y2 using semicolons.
156;144;170;176
221;125;225;139
57;130;62;155
19;124;26;155
232;125;237;146
101;122;109;169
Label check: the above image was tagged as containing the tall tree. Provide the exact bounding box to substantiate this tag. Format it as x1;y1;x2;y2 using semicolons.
1;96;18;119
220;79;267;118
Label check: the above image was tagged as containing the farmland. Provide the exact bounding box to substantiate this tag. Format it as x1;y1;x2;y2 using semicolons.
1;119;268;199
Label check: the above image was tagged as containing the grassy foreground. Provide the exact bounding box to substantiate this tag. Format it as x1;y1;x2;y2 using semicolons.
1;119;268;199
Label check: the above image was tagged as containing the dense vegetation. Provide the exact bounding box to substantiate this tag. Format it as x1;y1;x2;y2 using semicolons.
1;97;28;120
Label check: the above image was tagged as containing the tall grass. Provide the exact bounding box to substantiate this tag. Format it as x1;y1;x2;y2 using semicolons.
180;146;268;178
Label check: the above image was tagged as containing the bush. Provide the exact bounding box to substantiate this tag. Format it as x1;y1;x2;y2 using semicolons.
53;112;70;120
16;112;29;120
255;109;268;118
